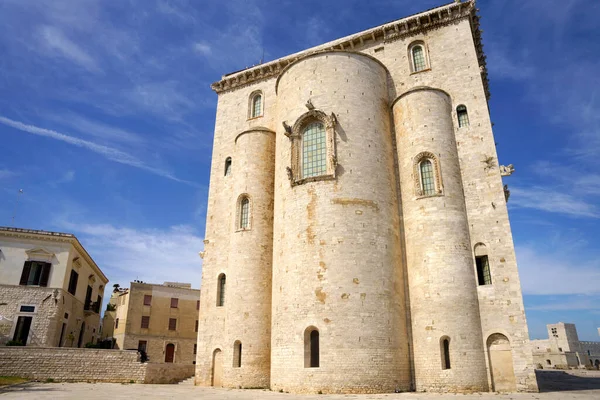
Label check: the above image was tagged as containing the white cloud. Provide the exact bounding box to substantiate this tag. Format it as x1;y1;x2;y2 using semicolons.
509;186;599;218
48;113;145;145
194;42;211;56
60;222;204;289
517;244;600;296
0;116;189;184
38;25;102;73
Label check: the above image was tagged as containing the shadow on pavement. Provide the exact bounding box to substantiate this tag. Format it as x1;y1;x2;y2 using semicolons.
0;382;59;395
537;370;600;392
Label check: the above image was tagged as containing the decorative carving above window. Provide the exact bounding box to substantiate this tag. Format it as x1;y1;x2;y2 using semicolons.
287;108;337;186
414;151;443;197
25;247;54;263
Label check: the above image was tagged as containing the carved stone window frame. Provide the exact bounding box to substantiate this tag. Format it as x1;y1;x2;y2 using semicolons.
414;151;443;197
288;109;337;186
247;90;264;120
408;40;431;74
235;193;252;232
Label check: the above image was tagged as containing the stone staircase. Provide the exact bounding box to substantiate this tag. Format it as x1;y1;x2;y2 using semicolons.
177;376;195;385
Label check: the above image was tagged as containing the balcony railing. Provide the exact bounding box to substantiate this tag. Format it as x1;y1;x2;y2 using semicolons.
84;301;101;314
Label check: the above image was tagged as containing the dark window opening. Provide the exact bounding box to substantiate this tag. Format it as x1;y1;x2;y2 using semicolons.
141;316;150;329
138;340;147;352
19;261;51;287
115;318;119;329
13;316;32;345
144;295;152;306
224;157;232;176
19;305;35;313
233;341;242;368
195;320;199;333
442;338;451;370
170;298;178;308
476;255;492;285
457;105;469;127
68;270;79;295
304;327;320;368
169;318;177;331
217;274;226;307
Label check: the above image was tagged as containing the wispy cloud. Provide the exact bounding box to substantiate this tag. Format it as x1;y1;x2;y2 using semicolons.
59;221;204;288
47;112;145;145
517;244;600;296
0;116;189;184
0;169;16;179
38;25;102;73
510;186;600;218
194;42;211;56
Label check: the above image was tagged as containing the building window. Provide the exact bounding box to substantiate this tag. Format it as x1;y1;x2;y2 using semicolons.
84;285;93;310
233;340;242;368
224;157;232;176
414;152;442;197
19;305;35;313
546;359;551;365
68;270;79;295
237;195;250;230
115;318;119;329
249;92;263;118
194;344;197;355
196;300;200;310
141;316;150;329
304;327;320;368
195;320;199;333
408;41;429;73
476;255;492;285
441;337;451;369
144;295;152;306
171;298;179;308
288;109;337;185
217;274;226;307
419;160;436;196
169;318;177;331
559;347;563;352
457;105;469;127
138;340;147;352
19;261;51;287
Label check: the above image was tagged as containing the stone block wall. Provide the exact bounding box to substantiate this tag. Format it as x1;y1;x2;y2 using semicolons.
145;363;195;384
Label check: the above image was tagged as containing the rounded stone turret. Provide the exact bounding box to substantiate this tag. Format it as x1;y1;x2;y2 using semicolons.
270;52;411;393
392;88;488;392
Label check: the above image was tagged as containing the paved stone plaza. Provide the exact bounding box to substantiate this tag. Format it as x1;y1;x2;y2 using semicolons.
1;371;600;399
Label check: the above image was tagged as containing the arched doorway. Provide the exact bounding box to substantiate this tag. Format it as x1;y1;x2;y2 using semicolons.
487;333;516;392
212;348;223;387
165;343;175;363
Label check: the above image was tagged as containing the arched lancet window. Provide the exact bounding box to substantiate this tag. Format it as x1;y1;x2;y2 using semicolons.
217;273;226;307
304;327;320;368
457;105;469;127
410;43;428;72
233;340;242;368
224;157;232;176
441;336;451;370
250;92;263;118
419;159;436;196
239;197;250;229
302;122;327;178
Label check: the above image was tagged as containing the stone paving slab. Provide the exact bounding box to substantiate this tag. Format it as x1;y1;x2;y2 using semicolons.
1;370;599;400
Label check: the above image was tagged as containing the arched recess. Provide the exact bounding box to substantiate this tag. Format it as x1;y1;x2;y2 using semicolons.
440;336;451;370
212;348;223;386
487;333;516;392
304;326;320;368
233;340;242;368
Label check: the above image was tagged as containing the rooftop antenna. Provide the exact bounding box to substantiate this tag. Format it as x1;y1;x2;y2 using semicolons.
11;189;23;227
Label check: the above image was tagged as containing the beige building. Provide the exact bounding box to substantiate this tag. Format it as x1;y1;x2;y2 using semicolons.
532;323;600;369
196;0;537;394
0;227;108;348
109;281;200;364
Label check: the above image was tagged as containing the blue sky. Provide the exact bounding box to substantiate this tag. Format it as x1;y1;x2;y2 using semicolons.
0;0;598;341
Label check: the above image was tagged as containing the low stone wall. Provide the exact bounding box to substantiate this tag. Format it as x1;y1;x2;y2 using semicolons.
145;363;195;384
0;347;146;383
0;347;195;384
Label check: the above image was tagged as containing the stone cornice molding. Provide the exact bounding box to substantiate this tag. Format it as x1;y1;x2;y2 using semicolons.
25;247;55;262
234;127;275;144
211;1;488;99
0;228;108;284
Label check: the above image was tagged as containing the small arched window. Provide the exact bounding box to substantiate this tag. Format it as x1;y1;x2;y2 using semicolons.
408;42;429;73
224;157;232;176
419;159;436;196
302;122;327;178
217;273;226;307
239;197;250;229
457;105;469;127
249;92;263;118
233;340;242;368
441;337;451;370
304;327;320;368
474;243;492;286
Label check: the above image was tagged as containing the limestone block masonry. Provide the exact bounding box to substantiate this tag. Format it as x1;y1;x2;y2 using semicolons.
196;0;538;394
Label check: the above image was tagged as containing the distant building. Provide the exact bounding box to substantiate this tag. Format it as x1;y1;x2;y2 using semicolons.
531;322;600;369
108;281;200;364
0;227;108;347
